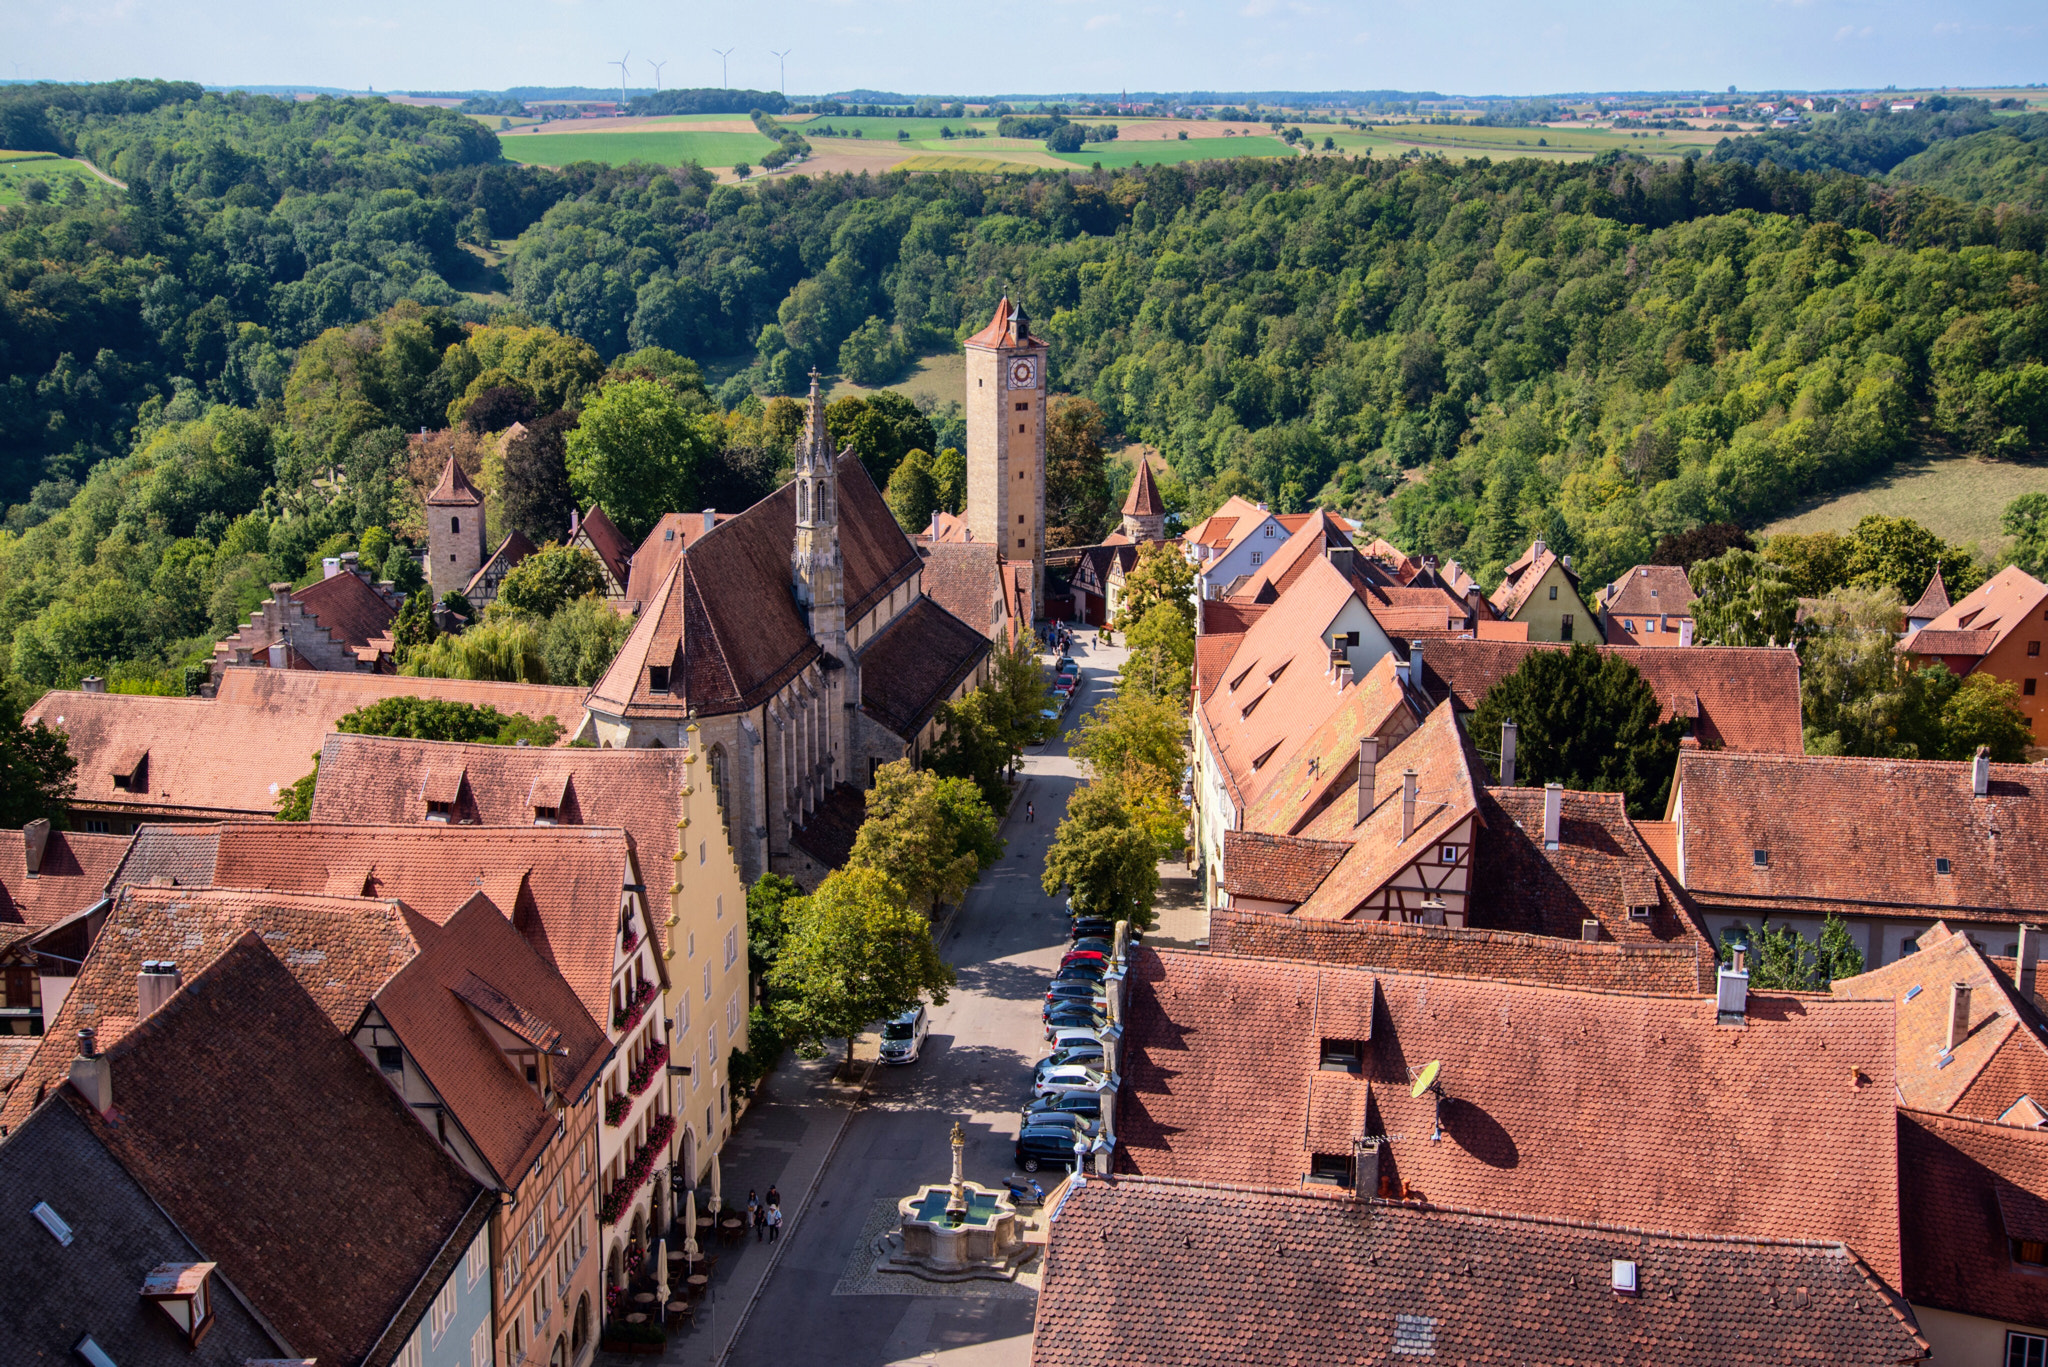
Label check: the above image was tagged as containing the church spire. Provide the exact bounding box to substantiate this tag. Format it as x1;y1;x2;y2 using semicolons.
792;370;845;648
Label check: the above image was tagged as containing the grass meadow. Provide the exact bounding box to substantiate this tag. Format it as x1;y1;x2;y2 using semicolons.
1055;135;1296;168
1763;453;2048;555
497;129;778;169
0;154;111;205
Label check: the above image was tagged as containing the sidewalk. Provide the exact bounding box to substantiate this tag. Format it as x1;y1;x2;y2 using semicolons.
595;1039;878;1367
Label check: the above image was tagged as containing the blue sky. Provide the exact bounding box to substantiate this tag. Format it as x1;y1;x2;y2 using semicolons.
11;0;2045;97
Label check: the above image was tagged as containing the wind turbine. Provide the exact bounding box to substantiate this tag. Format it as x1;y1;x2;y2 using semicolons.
611;52;631;109
712;47;735;89
769;49;792;96
649;59;667;91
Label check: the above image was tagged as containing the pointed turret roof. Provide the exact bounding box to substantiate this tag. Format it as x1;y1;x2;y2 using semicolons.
1123;457;1165;517
1907;568;1951;621
964;295;1041;349
426;454;483;507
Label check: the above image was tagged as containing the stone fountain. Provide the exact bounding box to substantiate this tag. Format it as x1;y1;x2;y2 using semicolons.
881;1122;1032;1282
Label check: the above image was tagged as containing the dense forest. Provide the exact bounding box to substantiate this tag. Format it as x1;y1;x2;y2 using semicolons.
2;80;2046;700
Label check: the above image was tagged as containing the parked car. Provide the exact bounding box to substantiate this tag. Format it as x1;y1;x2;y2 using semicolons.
1044;1005;1108;1038
1044;982;1107;1011
1016;1124;1086;1174
1034;1065;1109;1100
1069;935;1114;955
879;1002;928;1065
1018;1108;1099;1140
1061;948;1108;969
1053;960;1107;981
1036;1043;1105;1078
1046;1024;1106;1055
1027;1091;1103;1124
1057;656;1077;672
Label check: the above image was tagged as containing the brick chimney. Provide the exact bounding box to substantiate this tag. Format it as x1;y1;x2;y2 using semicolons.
69;1028;112;1116
2020;924;2041;1002
1356;738;1379;825
137;961;182;1020
1499;720;1517;787
80;676;107;694
23;818;50;877
1972;745;1990;798
1543;783;1562;850
1947;981;1972;1053
1400;769;1418;840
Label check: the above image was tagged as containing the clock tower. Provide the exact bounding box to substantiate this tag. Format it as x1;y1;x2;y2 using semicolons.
964;296;1047;611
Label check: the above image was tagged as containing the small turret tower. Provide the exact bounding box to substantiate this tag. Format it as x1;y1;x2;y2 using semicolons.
426;454;487;600
791;371;847;660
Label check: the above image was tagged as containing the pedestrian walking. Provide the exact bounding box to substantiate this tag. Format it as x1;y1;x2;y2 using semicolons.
1026;802;1035;822
766;1202;783;1242
766;1184;780;1208
746;1189;761;1242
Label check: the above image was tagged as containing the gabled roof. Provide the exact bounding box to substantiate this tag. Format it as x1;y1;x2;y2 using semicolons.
0;1078;285;1366
1670;750;2048;922
290;570;399;651
1034;1178;1928;1367
1417;639;1804;753
426;453;484;507
0;884;425;1133
1194;632;1245;701
464;528;536;599
1470;786;1713;952
1899;1109;2048;1330
1227;510;1348;601
917;542;1008;639
1903;565;2048;659
575;503;633;586
856;598;990;739
1239;652;1418;838
1219;832;1351;902
72;933;491;1367
590;452;922;719
24;669;587;820
963;295;1042;349
1906;568;1952;622
104;823;221;895
1601;563;1697;618
0;826;129;940
1830;921;2048;1121
1285;702;1481;920
1117;947;1904;1286
1181;497;1306;556
1489;540;1578;619
374;891;609;1186
1121;458;1164;517
1196;555;1365;808
1208;907;1707;994
621;510;735;606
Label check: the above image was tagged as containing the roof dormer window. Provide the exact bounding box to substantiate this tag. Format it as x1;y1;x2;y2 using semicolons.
141;1262;217;1348
426;801;454;823
533;805;558;826
648;665;671;694
1753;848;1768;868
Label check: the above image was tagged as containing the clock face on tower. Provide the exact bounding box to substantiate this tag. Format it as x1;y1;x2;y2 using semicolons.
1007;356;1039;391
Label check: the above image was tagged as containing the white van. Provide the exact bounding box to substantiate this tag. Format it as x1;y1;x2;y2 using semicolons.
880;1003;929;1065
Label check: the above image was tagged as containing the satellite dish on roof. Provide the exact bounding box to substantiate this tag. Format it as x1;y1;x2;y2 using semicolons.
1409;1060;1442;1099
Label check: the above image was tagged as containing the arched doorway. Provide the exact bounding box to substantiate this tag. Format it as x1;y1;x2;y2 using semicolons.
572;1295;590;1354
608;1242;624;1290
680;1125;697;1192
550;1336;566;1367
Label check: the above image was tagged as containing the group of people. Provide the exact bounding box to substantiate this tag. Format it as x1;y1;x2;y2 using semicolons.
1042;622;1078;656
742;1187;783;1242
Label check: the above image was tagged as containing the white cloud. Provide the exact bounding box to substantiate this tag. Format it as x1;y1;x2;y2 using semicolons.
1084;11;1121;28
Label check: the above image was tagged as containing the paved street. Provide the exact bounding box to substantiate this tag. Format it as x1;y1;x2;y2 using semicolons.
619;630;1122;1367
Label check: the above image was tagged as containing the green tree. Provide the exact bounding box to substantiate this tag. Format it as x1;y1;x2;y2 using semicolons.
836;315;909;385
389;589;438;666
500;411;578;544
496;545;607;618
1935;671;2035;762
0;701;77;828
1761;531;1850;599
1041;782;1161;930
747;872;804;982
1719;912;1865;990
883;447;939;533
1111;541;1196;634
1650;522;1753;570
274;756;318;821
565;379;713;540
539;593;632;687
2002;493;2048;578
847;760;1001;913
768;867;955;1077
924;689;1013;811
1073;688;1188;795
1468;642;1687;817
989;633;1059;758
1045;397;1113;548
1801;587;1915;756
929;447;967;515
1121;599;1195;700
335;694;563;745
1843;514;1980;601
383;543;426;596
400;617;550;684
1690;548;1801;648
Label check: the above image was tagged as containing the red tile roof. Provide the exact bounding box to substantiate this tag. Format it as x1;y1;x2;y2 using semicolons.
856;597;990;738
1239;652;1418;837
1194;632;1245;701
621;510;736;606
576;503;634;587
427;453;484;506
1034;1178;1928;1367
1196;598;1263;635
1829;921;2048;1121
963;295;1042;349
1906;568;1952;622
918;542;1008;639
0;826;129;938
73;932;490;1367
590;451;922;718
1;882;425;1130
1898;1109;2048;1330
1219;831;1351;902
290;570;400;650
1117;947;1904;1286
1208;907;1708;994
24;669;588;821
1670;750;2048;923
1489;540;1578;619
1121;458;1164;517
1601;563;1697;618
1903;565;2048;661
1417;639;1804;753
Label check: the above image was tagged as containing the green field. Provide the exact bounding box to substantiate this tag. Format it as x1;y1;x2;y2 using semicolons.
897;152;1044;174
1762;453;2048;554
824;350;967;409
1326;123;1723;163
1055;135;1296;168
0;154;110;205
498;129;778;169
804;117;1003;141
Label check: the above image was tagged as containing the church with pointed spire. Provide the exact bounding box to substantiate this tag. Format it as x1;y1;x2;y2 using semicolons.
581;373;994;886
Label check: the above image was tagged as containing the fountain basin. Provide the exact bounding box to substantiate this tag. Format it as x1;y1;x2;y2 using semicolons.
884;1182;1032;1282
